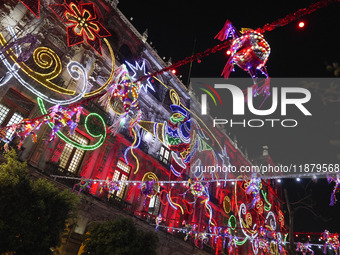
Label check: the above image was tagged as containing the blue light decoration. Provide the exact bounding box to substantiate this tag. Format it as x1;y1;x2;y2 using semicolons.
126;60;155;93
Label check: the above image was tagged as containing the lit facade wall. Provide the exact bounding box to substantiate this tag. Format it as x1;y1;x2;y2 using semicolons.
0;1;286;254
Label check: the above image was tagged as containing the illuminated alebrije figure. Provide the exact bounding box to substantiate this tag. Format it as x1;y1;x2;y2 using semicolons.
327;175;340;206
296;242;314;255
246;177;262;209
322;230;340;255
155;214;162;231
183;222;196;241
14;120;42;149
215;20;271;98
195;231;209;249
73;177;92;195
47;104;83;141
99;178;119;200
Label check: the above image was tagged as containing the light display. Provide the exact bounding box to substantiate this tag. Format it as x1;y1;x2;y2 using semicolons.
99;178;120;200
48;0;111;55
1;2;339;254
296;242;314;255
0;32;38;63
73;177;92;195
327;175;340;206
215;21;271;100
321;230;340;254
38;98;106;150
126;60;155;93
0;29;89;105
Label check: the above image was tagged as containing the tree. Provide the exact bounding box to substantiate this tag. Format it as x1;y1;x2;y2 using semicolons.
0;149;79;255
284;180;331;255
82;217;159;255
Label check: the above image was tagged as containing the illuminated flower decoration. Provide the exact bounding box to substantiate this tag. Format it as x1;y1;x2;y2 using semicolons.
49;0;111;55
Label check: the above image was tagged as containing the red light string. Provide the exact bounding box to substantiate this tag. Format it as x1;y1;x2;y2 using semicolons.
256;0;337;33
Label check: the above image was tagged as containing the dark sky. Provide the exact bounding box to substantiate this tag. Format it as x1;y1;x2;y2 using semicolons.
117;0;340;233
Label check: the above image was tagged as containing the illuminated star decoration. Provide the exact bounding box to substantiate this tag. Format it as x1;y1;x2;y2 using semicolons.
19;0;40;18
48;0;111;55
126;60;155;93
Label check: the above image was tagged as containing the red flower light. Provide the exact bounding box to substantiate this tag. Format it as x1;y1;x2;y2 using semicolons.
49;0;111;55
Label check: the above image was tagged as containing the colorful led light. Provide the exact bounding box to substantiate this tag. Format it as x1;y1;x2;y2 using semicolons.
38;97;106;150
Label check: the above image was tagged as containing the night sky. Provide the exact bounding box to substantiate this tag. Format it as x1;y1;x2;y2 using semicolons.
117;0;340;234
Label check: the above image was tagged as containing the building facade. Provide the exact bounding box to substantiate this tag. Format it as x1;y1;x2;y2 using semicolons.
0;0;286;254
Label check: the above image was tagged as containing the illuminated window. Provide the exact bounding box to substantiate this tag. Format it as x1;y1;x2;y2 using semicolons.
159;145;171;165
109;160;131;199
5;112;24;140
0;88;34;142
148;186;161;215
59;132;89;173
0;104;10;125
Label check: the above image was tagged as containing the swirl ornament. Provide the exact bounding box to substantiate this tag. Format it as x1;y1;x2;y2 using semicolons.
38;97;106;150
0;29;89;105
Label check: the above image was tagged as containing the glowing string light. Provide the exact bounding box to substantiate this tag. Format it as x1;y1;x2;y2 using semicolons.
0;29;88;105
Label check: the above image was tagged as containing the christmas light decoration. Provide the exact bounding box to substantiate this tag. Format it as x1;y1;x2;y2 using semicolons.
0;30;89;105
321;230;340;254
296;242;314;255
141;172;159;198
126;60;155;93
48;0;111;55
245;177;262;209
73;177;92;195
38;98;106;150
0;33;38;63
99;178;120;199
327;175;340;206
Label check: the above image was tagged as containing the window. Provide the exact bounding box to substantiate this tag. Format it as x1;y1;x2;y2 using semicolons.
0;89;34;141
108;160;131;198
0;104;24;140
159;145;171;165
148;186;161;216
59;132;89;173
